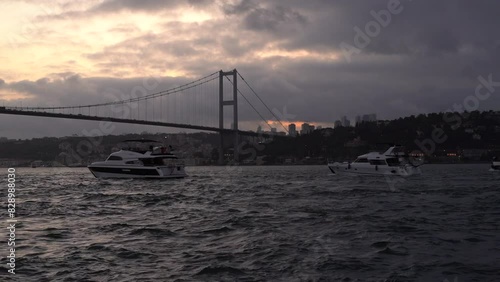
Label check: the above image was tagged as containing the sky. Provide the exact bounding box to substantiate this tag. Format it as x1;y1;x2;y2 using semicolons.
1;0;500;139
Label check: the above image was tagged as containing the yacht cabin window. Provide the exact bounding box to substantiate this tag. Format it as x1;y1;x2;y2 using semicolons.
107;156;123;161
386;158;400;166
369;160;386;165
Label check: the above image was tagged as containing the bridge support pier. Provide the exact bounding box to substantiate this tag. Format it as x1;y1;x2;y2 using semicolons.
219;69;239;164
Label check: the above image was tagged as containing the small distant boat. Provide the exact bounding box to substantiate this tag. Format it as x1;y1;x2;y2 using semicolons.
88;139;187;179
490;158;500;171
327;145;423;176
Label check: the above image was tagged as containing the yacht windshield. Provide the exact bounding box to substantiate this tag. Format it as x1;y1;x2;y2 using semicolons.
386;158;400;166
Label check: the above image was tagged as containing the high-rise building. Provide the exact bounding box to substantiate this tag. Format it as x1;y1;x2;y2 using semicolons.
300;123;314;135
355;115;362;125
334;120;342;128
257;125;262;133
362;114;377;122
355;114;376;125
288;124;297;137
341;116;350;127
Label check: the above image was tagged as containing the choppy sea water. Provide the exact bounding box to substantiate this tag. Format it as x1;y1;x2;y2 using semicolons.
1;164;499;282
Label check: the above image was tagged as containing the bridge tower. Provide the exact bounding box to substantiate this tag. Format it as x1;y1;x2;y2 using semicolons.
219;69;238;164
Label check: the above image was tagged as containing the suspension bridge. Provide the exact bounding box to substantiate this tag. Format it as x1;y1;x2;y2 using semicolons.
0;69;289;163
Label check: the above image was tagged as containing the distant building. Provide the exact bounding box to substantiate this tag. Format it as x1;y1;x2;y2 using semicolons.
257;125;262;133
300;123;308;135
334;120;342;128
341;116;350;127
300;123;314;135
271;128;277;134
362;113;377;122
316;125;322;130
355;115;362;125
288;124;297;137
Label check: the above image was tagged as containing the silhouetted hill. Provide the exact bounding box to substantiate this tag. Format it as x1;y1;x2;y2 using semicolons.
260;111;500;163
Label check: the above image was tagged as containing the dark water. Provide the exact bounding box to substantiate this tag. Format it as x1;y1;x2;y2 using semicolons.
1;164;499;281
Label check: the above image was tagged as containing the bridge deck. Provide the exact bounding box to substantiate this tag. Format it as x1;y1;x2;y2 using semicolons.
0;108;276;138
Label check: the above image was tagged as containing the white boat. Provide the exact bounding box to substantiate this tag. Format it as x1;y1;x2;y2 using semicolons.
88;140;187;179
491;158;500;171
327;145;423;177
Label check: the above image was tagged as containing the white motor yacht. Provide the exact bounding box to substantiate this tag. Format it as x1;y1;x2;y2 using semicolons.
327;145;423;177
88;140;187;179
490;158;500;171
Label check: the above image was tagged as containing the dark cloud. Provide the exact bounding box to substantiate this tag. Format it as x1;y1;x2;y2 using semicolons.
220;35;261;57
243;0;500;60
83;30;224;77
243;5;307;32
221;0;257;15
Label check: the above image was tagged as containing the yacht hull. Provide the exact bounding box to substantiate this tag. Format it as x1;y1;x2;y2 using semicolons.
88;165;187;179
328;162;421;177
490;162;500;171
